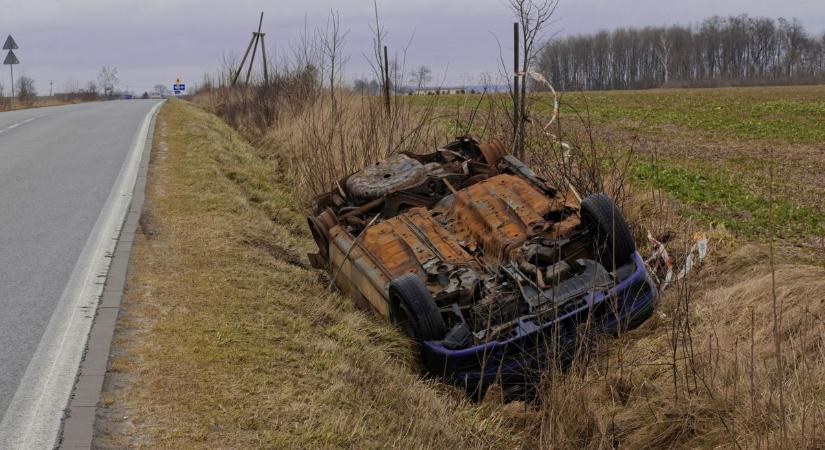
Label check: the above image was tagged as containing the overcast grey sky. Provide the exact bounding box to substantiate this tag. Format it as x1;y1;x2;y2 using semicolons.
1;0;824;93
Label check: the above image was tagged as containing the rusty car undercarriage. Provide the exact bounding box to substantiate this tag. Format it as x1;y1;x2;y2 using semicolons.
308;136;658;398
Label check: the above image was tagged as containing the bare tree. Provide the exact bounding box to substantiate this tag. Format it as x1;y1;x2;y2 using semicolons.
352;78;369;95
318;9;349;104
409;65;432;90
16;76;36;104
656;33;673;85
85;81;98;95
509;0;559;159
153;84;170;97
97;65;119;97
366;0;388;102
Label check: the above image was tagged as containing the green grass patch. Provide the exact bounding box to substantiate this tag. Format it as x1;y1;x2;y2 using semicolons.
632;162;825;240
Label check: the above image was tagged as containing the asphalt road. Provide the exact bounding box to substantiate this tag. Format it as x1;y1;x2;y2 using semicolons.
0;100;162;428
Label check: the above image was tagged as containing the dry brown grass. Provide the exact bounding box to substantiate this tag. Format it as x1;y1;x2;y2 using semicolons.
195;83;453;206
0;95;93;111
94;99;523;449
525;240;825;449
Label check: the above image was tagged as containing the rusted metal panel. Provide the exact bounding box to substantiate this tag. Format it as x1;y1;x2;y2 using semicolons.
329;227;392;318
439;174;566;260
550;214;581;239
477;138;508;166
362;207;476;281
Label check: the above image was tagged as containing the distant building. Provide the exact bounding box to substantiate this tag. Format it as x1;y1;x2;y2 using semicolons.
412;86;476;95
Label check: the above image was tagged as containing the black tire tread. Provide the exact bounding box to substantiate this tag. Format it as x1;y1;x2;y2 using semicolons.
581;193;636;270
390;273;447;341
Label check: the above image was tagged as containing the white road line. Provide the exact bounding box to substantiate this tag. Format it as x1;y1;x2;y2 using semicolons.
0;115;44;134
0;101;163;449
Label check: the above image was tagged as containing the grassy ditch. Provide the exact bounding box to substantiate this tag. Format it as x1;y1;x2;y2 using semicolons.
95;99;521;449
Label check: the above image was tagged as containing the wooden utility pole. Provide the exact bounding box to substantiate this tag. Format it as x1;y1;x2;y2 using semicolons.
383;45;391;114
513;22;520;155
232;12;269;86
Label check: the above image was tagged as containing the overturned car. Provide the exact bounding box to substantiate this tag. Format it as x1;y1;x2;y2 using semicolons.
308;137;658;398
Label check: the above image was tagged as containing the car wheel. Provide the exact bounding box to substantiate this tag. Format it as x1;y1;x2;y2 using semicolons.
389;273;447;341
580;193;636;271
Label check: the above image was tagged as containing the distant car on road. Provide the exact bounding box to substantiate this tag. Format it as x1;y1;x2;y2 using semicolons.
307;136;658;399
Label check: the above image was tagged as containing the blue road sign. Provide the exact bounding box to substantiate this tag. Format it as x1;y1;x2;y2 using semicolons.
179;84;186;91
174;90;181;95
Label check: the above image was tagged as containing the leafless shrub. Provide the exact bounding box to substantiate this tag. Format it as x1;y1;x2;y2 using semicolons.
16;76;36;105
197;57;320;138
278;89;444;205
0;81;8;110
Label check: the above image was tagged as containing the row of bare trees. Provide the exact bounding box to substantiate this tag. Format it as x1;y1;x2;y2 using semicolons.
60;65;120;101
538;15;825;90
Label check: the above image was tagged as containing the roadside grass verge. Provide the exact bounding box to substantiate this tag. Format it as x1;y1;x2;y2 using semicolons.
95;99;521;449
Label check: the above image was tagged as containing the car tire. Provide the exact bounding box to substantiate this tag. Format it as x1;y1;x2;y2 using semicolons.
389;273;447;341
580;193;636;271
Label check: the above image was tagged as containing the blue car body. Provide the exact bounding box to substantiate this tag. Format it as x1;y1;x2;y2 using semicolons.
421;252;658;391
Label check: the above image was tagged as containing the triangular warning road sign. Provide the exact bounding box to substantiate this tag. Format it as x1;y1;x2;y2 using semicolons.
3;35;18;50
3;50;19;65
